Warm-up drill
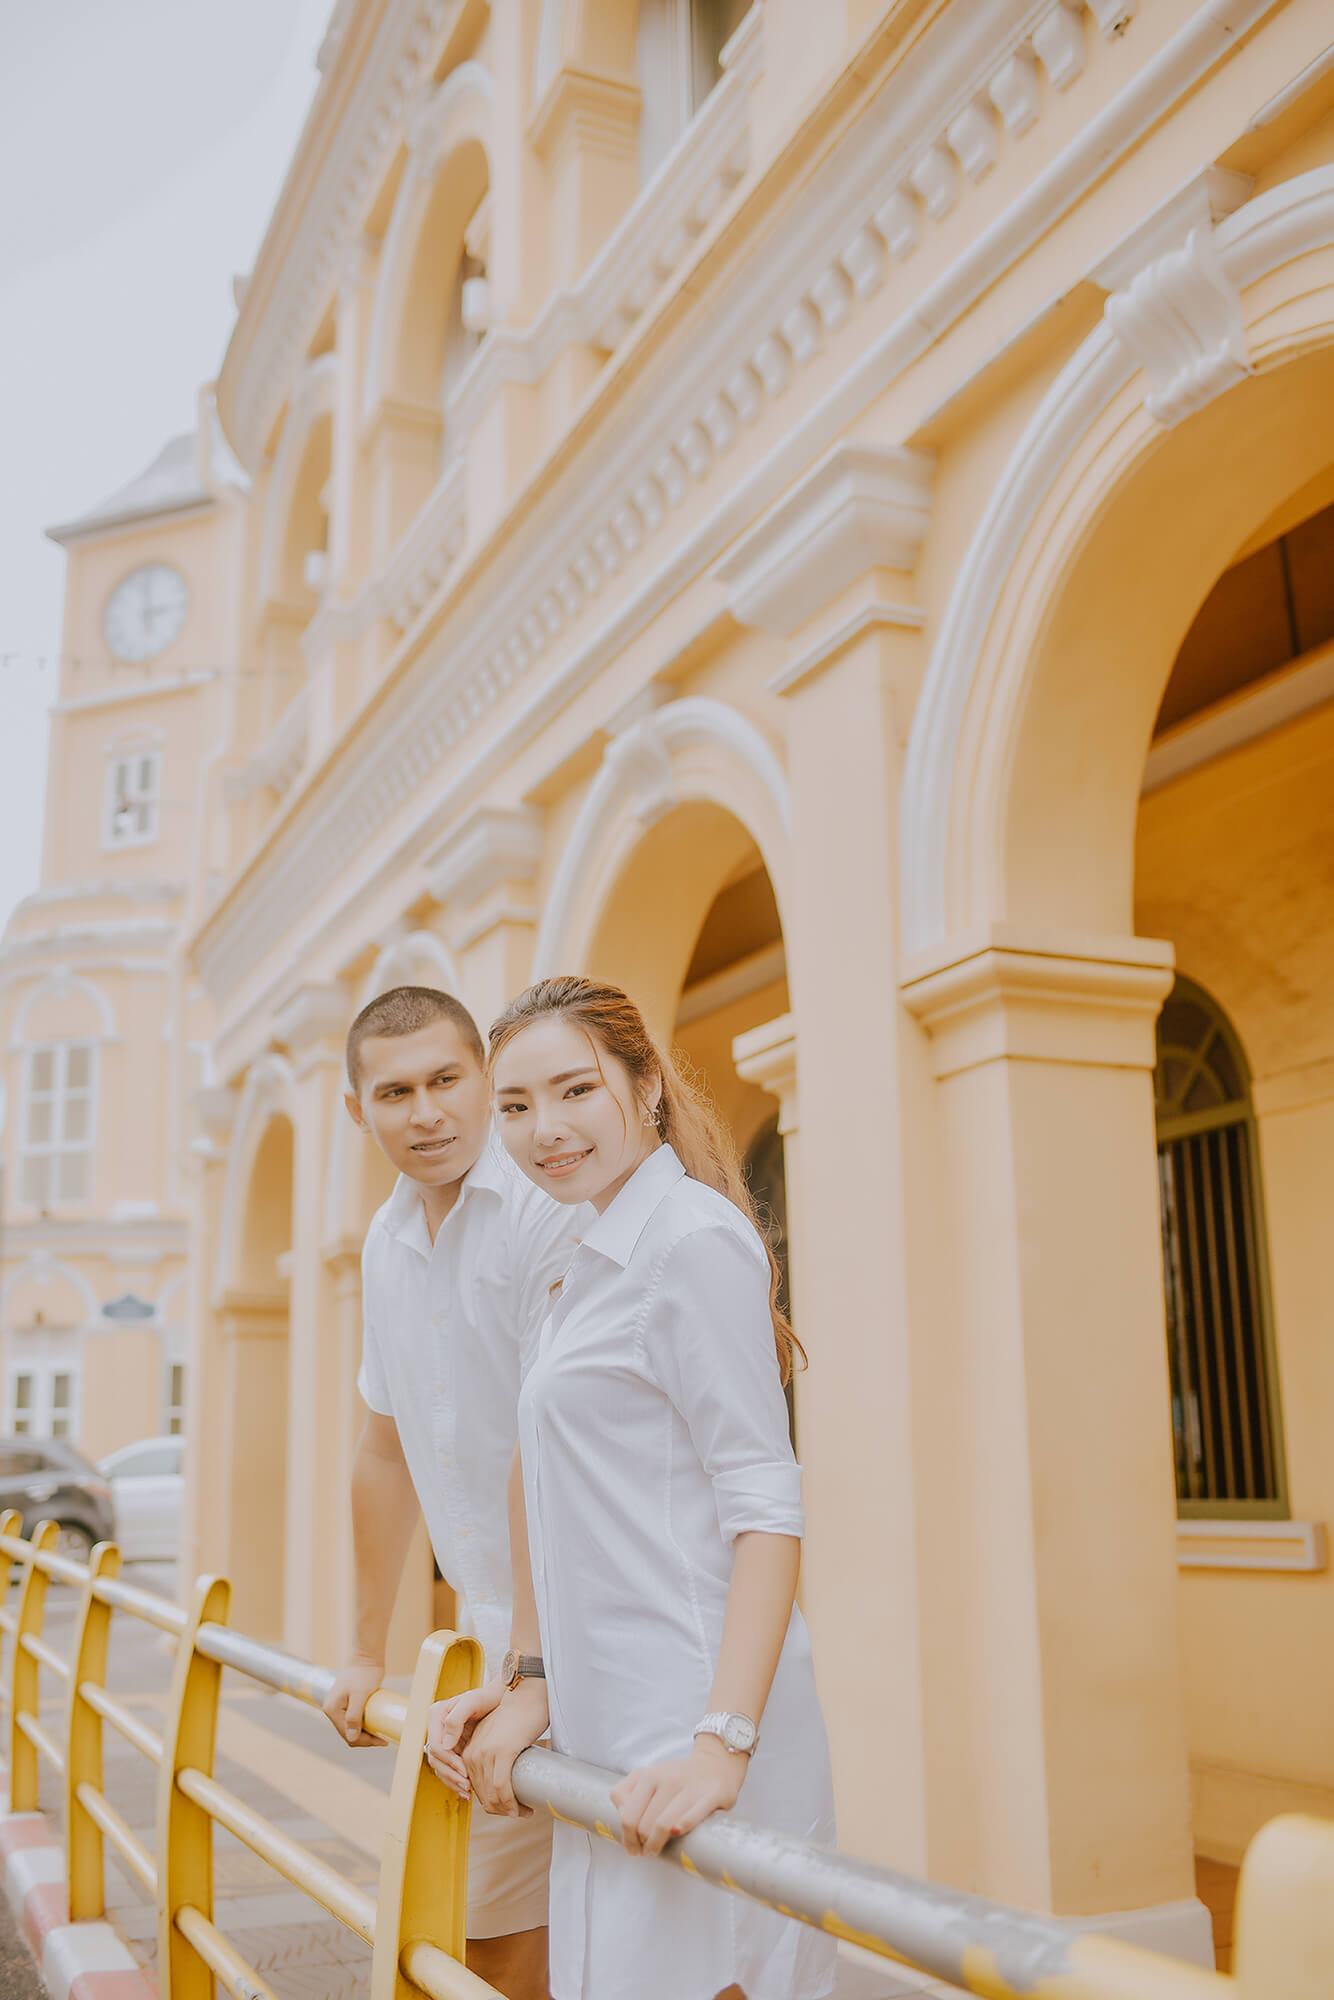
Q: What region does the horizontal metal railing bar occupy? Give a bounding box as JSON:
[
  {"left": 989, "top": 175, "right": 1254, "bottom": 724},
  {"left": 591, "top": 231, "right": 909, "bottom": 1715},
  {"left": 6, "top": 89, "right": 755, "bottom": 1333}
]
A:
[
  {"left": 400, "top": 1937, "right": 517, "bottom": 1999},
  {"left": 175, "top": 1903, "right": 280, "bottom": 2000},
  {"left": 91, "top": 1573, "right": 188, "bottom": 1636},
  {"left": 20, "top": 1630, "right": 71, "bottom": 1681},
  {"left": 79, "top": 1682, "right": 164, "bottom": 1765},
  {"left": 0, "top": 1535, "right": 88, "bottom": 1589},
  {"left": 16, "top": 1709, "right": 65, "bottom": 1775},
  {"left": 175, "top": 1766, "right": 377, "bottom": 1944},
  {"left": 510, "top": 1750, "right": 1231, "bottom": 2000},
  {"left": 75, "top": 1781, "right": 157, "bottom": 1894},
  {"left": 191, "top": 1623, "right": 407, "bottom": 1740}
]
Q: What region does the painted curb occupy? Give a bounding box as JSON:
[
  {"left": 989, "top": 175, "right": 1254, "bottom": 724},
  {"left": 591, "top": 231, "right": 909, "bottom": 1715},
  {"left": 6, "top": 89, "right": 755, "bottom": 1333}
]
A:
[{"left": 0, "top": 1784, "right": 154, "bottom": 2000}]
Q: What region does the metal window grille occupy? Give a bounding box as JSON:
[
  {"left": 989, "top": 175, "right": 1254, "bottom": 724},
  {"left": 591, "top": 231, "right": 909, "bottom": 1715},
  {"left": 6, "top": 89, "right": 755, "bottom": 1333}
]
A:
[{"left": 1155, "top": 978, "right": 1286, "bottom": 1514}]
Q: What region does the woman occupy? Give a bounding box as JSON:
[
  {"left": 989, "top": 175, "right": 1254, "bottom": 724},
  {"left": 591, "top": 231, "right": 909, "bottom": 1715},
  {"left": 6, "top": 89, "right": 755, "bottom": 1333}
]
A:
[{"left": 429, "top": 977, "right": 835, "bottom": 2000}]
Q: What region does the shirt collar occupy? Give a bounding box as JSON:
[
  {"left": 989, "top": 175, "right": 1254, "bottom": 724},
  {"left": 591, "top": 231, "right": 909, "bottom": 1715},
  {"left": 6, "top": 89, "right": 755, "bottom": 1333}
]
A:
[
  {"left": 579, "top": 1144, "right": 686, "bottom": 1269},
  {"left": 384, "top": 1125, "right": 510, "bottom": 1251}
]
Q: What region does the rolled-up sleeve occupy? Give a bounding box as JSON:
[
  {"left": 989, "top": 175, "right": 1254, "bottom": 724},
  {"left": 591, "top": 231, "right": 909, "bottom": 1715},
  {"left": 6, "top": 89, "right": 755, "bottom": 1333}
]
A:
[{"left": 648, "top": 1222, "right": 804, "bottom": 1542}]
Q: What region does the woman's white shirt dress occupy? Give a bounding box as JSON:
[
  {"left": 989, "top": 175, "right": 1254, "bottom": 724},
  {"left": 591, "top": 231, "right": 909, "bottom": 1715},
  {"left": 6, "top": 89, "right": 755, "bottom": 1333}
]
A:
[{"left": 518, "top": 1143, "right": 836, "bottom": 2000}]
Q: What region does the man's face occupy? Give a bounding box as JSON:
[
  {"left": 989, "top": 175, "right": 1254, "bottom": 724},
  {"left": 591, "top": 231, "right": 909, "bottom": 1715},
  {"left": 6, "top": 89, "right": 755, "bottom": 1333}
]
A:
[{"left": 345, "top": 1020, "right": 490, "bottom": 1189}]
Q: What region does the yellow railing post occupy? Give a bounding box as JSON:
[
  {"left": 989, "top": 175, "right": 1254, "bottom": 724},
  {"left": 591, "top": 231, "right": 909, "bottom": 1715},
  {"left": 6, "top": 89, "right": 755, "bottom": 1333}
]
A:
[
  {"left": 9, "top": 1518, "right": 59, "bottom": 1812},
  {"left": 0, "top": 1507, "right": 24, "bottom": 1596},
  {"left": 155, "top": 1573, "right": 230, "bottom": 2000},
  {"left": 1234, "top": 1812, "right": 1334, "bottom": 2000},
  {"left": 369, "top": 1628, "right": 483, "bottom": 2000},
  {"left": 65, "top": 1540, "right": 122, "bottom": 1920}
]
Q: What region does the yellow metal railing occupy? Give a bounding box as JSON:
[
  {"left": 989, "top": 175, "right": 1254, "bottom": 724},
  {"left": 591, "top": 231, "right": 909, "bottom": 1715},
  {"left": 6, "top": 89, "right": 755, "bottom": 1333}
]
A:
[
  {"left": 1, "top": 1510, "right": 1332, "bottom": 2000},
  {"left": 0, "top": 1511, "right": 493, "bottom": 2000}
]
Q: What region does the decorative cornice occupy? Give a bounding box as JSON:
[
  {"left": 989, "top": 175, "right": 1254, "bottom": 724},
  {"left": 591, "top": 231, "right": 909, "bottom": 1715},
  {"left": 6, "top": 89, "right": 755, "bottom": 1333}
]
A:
[
  {"left": 425, "top": 805, "right": 542, "bottom": 907},
  {"left": 900, "top": 149, "right": 1332, "bottom": 958},
  {"left": 273, "top": 981, "right": 349, "bottom": 1053},
  {"left": 196, "top": 0, "right": 1182, "bottom": 1007},
  {"left": 715, "top": 444, "right": 934, "bottom": 637},
  {"left": 732, "top": 1011, "right": 798, "bottom": 1131},
  {"left": 1096, "top": 168, "right": 1254, "bottom": 426},
  {"left": 768, "top": 600, "right": 927, "bottom": 698},
  {"left": 528, "top": 67, "right": 641, "bottom": 163},
  {"left": 380, "top": 457, "right": 467, "bottom": 631},
  {"left": 901, "top": 930, "right": 1174, "bottom": 1077},
  {"left": 224, "top": 0, "right": 467, "bottom": 468}
]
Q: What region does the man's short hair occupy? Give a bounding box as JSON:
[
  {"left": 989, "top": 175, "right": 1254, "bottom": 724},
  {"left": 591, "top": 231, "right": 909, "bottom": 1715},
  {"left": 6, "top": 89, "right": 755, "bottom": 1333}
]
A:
[{"left": 345, "top": 985, "right": 484, "bottom": 1092}]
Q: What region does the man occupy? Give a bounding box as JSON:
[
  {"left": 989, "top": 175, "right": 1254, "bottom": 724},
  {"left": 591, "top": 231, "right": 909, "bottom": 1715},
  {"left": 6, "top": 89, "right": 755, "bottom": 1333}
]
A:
[{"left": 324, "top": 984, "right": 582, "bottom": 2000}]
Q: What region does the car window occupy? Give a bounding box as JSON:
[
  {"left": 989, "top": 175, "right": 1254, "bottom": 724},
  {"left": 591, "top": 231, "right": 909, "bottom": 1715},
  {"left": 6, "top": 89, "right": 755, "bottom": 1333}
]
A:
[
  {"left": 0, "top": 1450, "right": 45, "bottom": 1478},
  {"left": 111, "top": 1445, "right": 180, "bottom": 1478}
]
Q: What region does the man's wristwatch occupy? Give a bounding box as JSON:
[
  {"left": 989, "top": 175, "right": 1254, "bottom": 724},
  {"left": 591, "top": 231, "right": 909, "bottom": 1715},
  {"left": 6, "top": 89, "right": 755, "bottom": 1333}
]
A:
[
  {"left": 502, "top": 1650, "right": 545, "bottom": 1692},
  {"left": 693, "top": 1710, "right": 759, "bottom": 1756}
]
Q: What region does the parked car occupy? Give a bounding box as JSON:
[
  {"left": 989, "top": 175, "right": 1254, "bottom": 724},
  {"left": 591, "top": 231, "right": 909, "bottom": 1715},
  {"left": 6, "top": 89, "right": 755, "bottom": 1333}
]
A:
[
  {"left": 97, "top": 1435, "right": 183, "bottom": 1562},
  {"left": 0, "top": 1438, "right": 117, "bottom": 1563}
]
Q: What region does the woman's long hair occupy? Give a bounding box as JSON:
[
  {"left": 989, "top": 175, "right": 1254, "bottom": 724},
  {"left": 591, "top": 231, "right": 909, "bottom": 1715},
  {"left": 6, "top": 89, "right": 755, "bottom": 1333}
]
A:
[{"left": 489, "top": 976, "right": 805, "bottom": 1385}]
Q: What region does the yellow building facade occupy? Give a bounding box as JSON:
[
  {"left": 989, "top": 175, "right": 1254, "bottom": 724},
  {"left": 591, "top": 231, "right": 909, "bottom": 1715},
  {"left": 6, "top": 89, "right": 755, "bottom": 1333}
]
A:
[{"left": 13, "top": 0, "right": 1334, "bottom": 1963}]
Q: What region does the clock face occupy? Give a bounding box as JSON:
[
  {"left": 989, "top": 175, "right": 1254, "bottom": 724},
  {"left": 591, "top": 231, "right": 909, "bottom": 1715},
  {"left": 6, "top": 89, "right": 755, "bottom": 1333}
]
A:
[{"left": 102, "top": 564, "right": 189, "bottom": 663}]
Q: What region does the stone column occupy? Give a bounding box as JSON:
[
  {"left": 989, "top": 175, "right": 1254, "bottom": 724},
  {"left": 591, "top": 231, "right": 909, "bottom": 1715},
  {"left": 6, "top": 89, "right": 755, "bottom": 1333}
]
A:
[
  {"left": 216, "top": 1289, "right": 290, "bottom": 1641},
  {"left": 732, "top": 1012, "right": 802, "bottom": 1317},
  {"left": 717, "top": 443, "right": 934, "bottom": 1873},
  {"left": 181, "top": 1083, "right": 236, "bottom": 1586},
  {"left": 901, "top": 933, "right": 1205, "bottom": 1941},
  {"left": 275, "top": 982, "right": 351, "bottom": 1662},
  {"left": 426, "top": 806, "right": 543, "bottom": 1036}
]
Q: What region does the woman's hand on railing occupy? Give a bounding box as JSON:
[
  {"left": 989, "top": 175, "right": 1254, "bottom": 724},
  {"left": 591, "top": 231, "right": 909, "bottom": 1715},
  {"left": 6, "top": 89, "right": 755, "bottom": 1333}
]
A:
[
  {"left": 323, "top": 1654, "right": 389, "bottom": 1746},
  {"left": 425, "top": 1675, "right": 504, "bottom": 1797},
  {"left": 610, "top": 1735, "right": 748, "bottom": 1859},
  {"left": 428, "top": 1677, "right": 549, "bottom": 1817}
]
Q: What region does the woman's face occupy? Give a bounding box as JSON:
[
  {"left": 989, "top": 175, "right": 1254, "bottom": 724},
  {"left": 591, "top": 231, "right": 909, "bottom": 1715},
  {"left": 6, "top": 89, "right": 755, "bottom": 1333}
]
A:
[{"left": 493, "top": 1013, "right": 660, "bottom": 1214}]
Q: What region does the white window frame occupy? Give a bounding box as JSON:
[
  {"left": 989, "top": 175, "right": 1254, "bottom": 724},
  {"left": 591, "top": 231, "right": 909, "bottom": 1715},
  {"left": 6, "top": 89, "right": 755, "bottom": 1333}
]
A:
[
  {"left": 20, "top": 1042, "right": 97, "bottom": 1207},
  {"left": 6, "top": 1361, "right": 80, "bottom": 1442},
  {"left": 103, "top": 747, "right": 161, "bottom": 848}
]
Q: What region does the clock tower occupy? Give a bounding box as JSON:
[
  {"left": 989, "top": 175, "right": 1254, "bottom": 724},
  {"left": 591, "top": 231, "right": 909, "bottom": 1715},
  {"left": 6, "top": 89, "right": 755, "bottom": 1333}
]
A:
[{"left": 0, "top": 400, "right": 244, "bottom": 1478}]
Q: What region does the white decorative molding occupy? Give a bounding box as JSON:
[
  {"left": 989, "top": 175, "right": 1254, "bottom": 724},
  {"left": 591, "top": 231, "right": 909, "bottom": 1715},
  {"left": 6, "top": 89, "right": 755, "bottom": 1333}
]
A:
[
  {"left": 532, "top": 698, "right": 791, "bottom": 978},
  {"left": 257, "top": 354, "right": 338, "bottom": 608},
  {"left": 732, "top": 1009, "right": 798, "bottom": 1131},
  {"left": 9, "top": 968, "right": 117, "bottom": 1047},
  {"left": 302, "top": 578, "right": 386, "bottom": 666},
  {"left": 901, "top": 931, "right": 1175, "bottom": 1078},
  {"left": 425, "top": 806, "right": 543, "bottom": 908},
  {"left": 361, "top": 60, "right": 495, "bottom": 425},
  {"left": 225, "top": 687, "right": 311, "bottom": 805},
  {"left": 899, "top": 153, "right": 1334, "bottom": 958},
  {"left": 380, "top": 457, "right": 467, "bottom": 631},
  {"left": 200, "top": 0, "right": 1287, "bottom": 1010},
  {"left": 1177, "top": 1519, "right": 1327, "bottom": 1572},
  {"left": 225, "top": 0, "right": 467, "bottom": 469},
  {"left": 715, "top": 444, "right": 934, "bottom": 637},
  {"left": 768, "top": 601, "right": 928, "bottom": 699},
  {"left": 273, "top": 981, "right": 348, "bottom": 1053},
  {"left": 213, "top": 1051, "right": 298, "bottom": 1298},
  {"left": 1095, "top": 169, "right": 1254, "bottom": 427},
  {"left": 358, "top": 928, "right": 462, "bottom": 1006}
]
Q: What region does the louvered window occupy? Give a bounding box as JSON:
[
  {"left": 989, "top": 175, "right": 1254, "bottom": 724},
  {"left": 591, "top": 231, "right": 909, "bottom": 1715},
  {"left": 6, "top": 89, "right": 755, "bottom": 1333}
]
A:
[{"left": 1155, "top": 979, "right": 1287, "bottom": 1517}]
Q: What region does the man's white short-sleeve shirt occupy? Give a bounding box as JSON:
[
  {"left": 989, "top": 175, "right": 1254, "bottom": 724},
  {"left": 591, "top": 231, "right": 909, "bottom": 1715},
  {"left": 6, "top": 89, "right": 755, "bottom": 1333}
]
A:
[{"left": 358, "top": 1127, "right": 585, "bottom": 1674}]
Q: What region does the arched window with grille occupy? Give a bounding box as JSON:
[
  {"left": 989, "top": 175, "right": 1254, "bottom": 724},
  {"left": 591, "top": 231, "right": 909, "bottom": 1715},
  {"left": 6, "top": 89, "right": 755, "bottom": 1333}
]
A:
[{"left": 1155, "top": 978, "right": 1287, "bottom": 1517}]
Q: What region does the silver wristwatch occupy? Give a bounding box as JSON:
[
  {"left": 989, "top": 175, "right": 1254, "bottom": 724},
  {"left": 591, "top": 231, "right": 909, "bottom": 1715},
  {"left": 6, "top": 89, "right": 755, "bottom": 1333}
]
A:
[{"left": 694, "top": 1710, "right": 759, "bottom": 1755}]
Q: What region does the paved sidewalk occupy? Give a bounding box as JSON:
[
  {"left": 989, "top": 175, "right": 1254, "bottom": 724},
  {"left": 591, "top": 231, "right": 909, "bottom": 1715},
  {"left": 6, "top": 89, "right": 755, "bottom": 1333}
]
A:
[{"left": 30, "top": 1568, "right": 927, "bottom": 2000}]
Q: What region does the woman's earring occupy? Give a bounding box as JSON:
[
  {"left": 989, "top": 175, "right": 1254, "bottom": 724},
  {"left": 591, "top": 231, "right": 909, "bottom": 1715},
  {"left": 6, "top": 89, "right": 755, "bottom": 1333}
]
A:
[{"left": 642, "top": 1107, "right": 659, "bottom": 1128}]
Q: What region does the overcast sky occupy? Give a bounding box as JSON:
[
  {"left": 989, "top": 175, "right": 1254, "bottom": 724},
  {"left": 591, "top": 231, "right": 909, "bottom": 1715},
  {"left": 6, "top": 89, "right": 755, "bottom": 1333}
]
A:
[{"left": 0, "top": 0, "right": 333, "bottom": 935}]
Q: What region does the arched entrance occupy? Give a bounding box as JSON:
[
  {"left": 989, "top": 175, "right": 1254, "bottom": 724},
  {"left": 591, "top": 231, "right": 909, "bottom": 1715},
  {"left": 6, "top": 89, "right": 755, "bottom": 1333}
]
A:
[{"left": 897, "top": 172, "right": 1334, "bottom": 1931}]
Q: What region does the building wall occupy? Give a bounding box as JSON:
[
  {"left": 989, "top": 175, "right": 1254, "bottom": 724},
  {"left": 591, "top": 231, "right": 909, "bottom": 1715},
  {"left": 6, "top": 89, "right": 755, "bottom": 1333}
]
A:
[
  {"left": 9, "top": 0, "right": 1329, "bottom": 1942},
  {"left": 1137, "top": 694, "right": 1334, "bottom": 1858}
]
